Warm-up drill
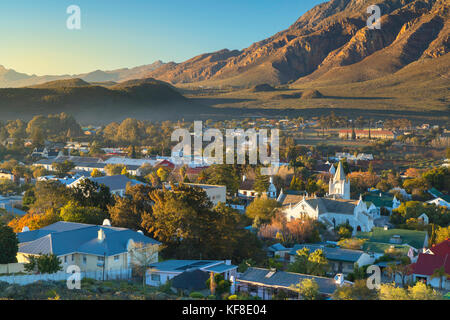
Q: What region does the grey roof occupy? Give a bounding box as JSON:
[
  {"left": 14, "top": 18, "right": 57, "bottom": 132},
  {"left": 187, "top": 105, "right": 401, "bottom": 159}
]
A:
[
  {"left": 90, "top": 175, "right": 145, "bottom": 191},
  {"left": 204, "top": 263, "right": 237, "bottom": 273},
  {"left": 17, "top": 221, "right": 160, "bottom": 257},
  {"left": 303, "top": 198, "right": 356, "bottom": 215},
  {"left": 171, "top": 269, "right": 209, "bottom": 291},
  {"left": 289, "top": 244, "right": 364, "bottom": 263},
  {"left": 149, "top": 260, "right": 236, "bottom": 273},
  {"left": 268, "top": 243, "right": 288, "bottom": 252},
  {"left": 238, "top": 267, "right": 338, "bottom": 295},
  {"left": 334, "top": 161, "right": 346, "bottom": 181}
]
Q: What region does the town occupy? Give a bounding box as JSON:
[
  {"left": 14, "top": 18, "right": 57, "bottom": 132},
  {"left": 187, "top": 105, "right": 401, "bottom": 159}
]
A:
[{"left": 0, "top": 112, "right": 448, "bottom": 300}]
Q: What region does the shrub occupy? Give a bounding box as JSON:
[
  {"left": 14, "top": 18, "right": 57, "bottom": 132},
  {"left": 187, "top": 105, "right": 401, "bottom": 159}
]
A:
[
  {"left": 189, "top": 292, "right": 204, "bottom": 299},
  {"left": 228, "top": 294, "right": 238, "bottom": 300}
]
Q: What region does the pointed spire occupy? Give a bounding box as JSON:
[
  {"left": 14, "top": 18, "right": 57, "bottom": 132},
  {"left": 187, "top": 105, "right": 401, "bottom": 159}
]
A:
[{"left": 334, "top": 161, "right": 346, "bottom": 181}]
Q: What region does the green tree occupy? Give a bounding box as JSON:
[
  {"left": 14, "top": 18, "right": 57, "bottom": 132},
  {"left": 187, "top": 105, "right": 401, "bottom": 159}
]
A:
[
  {"left": 292, "top": 278, "right": 320, "bottom": 300},
  {"left": 0, "top": 223, "right": 18, "bottom": 263},
  {"left": 52, "top": 160, "right": 75, "bottom": 177},
  {"left": 60, "top": 201, "right": 109, "bottom": 225},
  {"left": 332, "top": 279, "right": 378, "bottom": 300},
  {"left": 245, "top": 197, "right": 280, "bottom": 223},
  {"left": 24, "top": 254, "right": 63, "bottom": 274}
]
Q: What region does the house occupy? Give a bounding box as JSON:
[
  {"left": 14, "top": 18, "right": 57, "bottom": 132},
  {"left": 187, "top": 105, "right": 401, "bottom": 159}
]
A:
[
  {"left": 277, "top": 189, "right": 307, "bottom": 206},
  {"left": 356, "top": 227, "right": 428, "bottom": 259},
  {"left": 236, "top": 267, "right": 344, "bottom": 299},
  {"left": 283, "top": 195, "right": 375, "bottom": 234},
  {"left": 146, "top": 260, "right": 237, "bottom": 287},
  {"left": 364, "top": 191, "right": 401, "bottom": 214},
  {"left": 238, "top": 175, "right": 277, "bottom": 199},
  {"left": 16, "top": 221, "right": 160, "bottom": 274},
  {"left": 31, "top": 147, "right": 63, "bottom": 159},
  {"left": 289, "top": 244, "right": 374, "bottom": 274},
  {"left": 69, "top": 175, "right": 146, "bottom": 197},
  {"left": 338, "top": 129, "right": 395, "bottom": 140},
  {"left": 0, "top": 169, "right": 15, "bottom": 182},
  {"left": 427, "top": 196, "right": 450, "bottom": 209},
  {"left": 267, "top": 243, "right": 290, "bottom": 260},
  {"left": 183, "top": 183, "right": 226, "bottom": 206},
  {"left": 407, "top": 239, "right": 450, "bottom": 290}
]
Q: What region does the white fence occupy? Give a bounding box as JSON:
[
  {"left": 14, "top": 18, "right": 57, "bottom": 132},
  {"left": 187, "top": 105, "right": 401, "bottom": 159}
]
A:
[{"left": 0, "top": 268, "right": 132, "bottom": 286}]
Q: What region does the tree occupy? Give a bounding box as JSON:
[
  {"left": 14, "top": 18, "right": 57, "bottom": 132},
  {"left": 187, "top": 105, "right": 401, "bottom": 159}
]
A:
[
  {"left": 52, "top": 160, "right": 75, "bottom": 177},
  {"left": 253, "top": 170, "right": 270, "bottom": 194},
  {"left": 108, "top": 184, "right": 154, "bottom": 231},
  {"left": 332, "top": 279, "right": 378, "bottom": 300},
  {"left": 378, "top": 283, "right": 410, "bottom": 300},
  {"left": 70, "top": 178, "right": 113, "bottom": 211},
  {"left": 0, "top": 223, "right": 18, "bottom": 263},
  {"left": 245, "top": 197, "right": 280, "bottom": 223},
  {"left": 430, "top": 266, "right": 449, "bottom": 291},
  {"left": 105, "top": 164, "right": 126, "bottom": 176},
  {"left": 292, "top": 278, "right": 320, "bottom": 300},
  {"left": 407, "top": 281, "right": 442, "bottom": 300},
  {"left": 60, "top": 201, "right": 109, "bottom": 225},
  {"left": 91, "top": 168, "right": 104, "bottom": 177},
  {"left": 24, "top": 254, "right": 63, "bottom": 274},
  {"left": 206, "top": 165, "right": 240, "bottom": 195},
  {"left": 206, "top": 273, "right": 230, "bottom": 296},
  {"left": 130, "top": 242, "right": 160, "bottom": 289},
  {"left": 8, "top": 209, "right": 61, "bottom": 233},
  {"left": 31, "top": 181, "right": 70, "bottom": 213},
  {"left": 156, "top": 167, "right": 169, "bottom": 182},
  {"left": 385, "top": 256, "right": 412, "bottom": 287},
  {"left": 435, "top": 226, "right": 450, "bottom": 244},
  {"left": 288, "top": 248, "right": 329, "bottom": 276}
]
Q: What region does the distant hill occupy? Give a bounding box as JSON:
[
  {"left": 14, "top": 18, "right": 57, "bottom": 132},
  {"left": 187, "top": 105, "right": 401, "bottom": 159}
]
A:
[
  {"left": 0, "top": 78, "right": 207, "bottom": 123},
  {"left": 0, "top": 61, "right": 166, "bottom": 88}
]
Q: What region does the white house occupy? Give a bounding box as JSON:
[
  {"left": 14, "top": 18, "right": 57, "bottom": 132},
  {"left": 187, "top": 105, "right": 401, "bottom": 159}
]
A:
[
  {"left": 284, "top": 195, "right": 374, "bottom": 234},
  {"left": 146, "top": 260, "right": 237, "bottom": 286}
]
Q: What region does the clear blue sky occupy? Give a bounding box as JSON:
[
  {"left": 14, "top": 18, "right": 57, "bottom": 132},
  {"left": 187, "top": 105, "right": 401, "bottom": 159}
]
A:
[{"left": 0, "top": 0, "right": 325, "bottom": 75}]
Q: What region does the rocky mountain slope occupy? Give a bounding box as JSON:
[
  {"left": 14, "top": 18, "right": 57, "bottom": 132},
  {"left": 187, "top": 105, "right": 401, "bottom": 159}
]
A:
[{"left": 142, "top": 0, "right": 448, "bottom": 87}]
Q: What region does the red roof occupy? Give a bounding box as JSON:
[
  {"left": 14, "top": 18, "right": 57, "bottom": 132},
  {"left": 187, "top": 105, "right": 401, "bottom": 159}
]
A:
[
  {"left": 430, "top": 239, "right": 450, "bottom": 257},
  {"left": 338, "top": 129, "right": 394, "bottom": 135},
  {"left": 155, "top": 159, "right": 175, "bottom": 170},
  {"left": 412, "top": 253, "right": 450, "bottom": 276}
]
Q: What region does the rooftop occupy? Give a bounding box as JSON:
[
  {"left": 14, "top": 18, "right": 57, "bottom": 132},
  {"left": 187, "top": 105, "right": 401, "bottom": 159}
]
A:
[
  {"left": 17, "top": 221, "right": 159, "bottom": 257},
  {"left": 238, "top": 267, "right": 339, "bottom": 295}
]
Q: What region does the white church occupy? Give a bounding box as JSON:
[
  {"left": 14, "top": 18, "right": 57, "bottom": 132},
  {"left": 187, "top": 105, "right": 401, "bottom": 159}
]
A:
[{"left": 282, "top": 162, "right": 375, "bottom": 234}]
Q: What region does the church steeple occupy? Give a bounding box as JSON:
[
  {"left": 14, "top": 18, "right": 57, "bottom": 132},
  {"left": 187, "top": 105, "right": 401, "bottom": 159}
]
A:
[{"left": 334, "top": 161, "right": 346, "bottom": 181}]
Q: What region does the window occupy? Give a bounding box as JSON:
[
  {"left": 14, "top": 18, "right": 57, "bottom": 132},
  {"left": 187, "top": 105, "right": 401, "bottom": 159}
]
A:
[
  {"left": 64, "top": 256, "right": 67, "bottom": 263},
  {"left": 151, "top": 274, "right": 161, "bottom": 282},
  {"left": 98, "top": 256, "right": 105, "bottom": 262},
  {"left": 71, "top": 254, "right": 75, "bottom": 261},
  {"left": 114, "top": 255, "right": 120, "bottom": 261},
  {"left": 83, "top": 255, "right": 87, "bottom": 264}
]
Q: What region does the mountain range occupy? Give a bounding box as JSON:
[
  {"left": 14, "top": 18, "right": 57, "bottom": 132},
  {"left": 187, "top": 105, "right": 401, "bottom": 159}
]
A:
[{"left": 0, "top": 0, "right": 448, "bottom": 122}]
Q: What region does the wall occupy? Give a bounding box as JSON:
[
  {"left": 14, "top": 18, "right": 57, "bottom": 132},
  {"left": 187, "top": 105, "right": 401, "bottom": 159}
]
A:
[{"left": 0, "top": 263, "right": 25, "bottom": 274}]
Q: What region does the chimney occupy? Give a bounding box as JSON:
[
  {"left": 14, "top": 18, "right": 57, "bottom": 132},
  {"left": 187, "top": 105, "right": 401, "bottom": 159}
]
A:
[
  {"left": 21, "top": 226, "right": 30, "bottom": 232},
  {"left": 242, "top": 175, "right": 246, "bottom": 182},
  {"left": 225, "top": 260, "right": 231, "bottom": 265},
  {"left": 98, "top": 229, "right": 106, "bottom": 242},
  {"left": 102, "top": 219, "right": 111, "bottom": 226}
]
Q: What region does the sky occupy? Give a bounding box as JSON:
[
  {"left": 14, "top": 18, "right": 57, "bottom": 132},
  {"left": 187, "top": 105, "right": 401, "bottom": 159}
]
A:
[{"left": 0, "top": 0, "right": 325, "bottom": 76}]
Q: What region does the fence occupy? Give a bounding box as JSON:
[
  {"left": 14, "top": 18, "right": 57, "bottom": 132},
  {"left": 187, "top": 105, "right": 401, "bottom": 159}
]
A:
[
  {"left": 0, "top": 268, "right": 132, "bottom": 285},
  {"left": 0, "top": 263, "right": 25, "bottom": 275}
]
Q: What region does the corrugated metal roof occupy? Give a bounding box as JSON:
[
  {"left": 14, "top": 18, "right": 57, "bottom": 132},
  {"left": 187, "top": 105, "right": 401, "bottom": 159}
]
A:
[
  {"left": 17, "top": 221, "right": 159, "bottom": 257},
  {"left": 238, "top": 267, "right": 338, "bottom": 295}
]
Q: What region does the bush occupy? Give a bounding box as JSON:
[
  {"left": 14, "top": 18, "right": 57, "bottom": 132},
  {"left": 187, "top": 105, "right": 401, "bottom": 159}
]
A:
[
  {"left": 228, "top": 294, "right": 238, "bottom": 300},
  {"left": 189, "top": 292, "right": 204, "bottom": 299}
]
